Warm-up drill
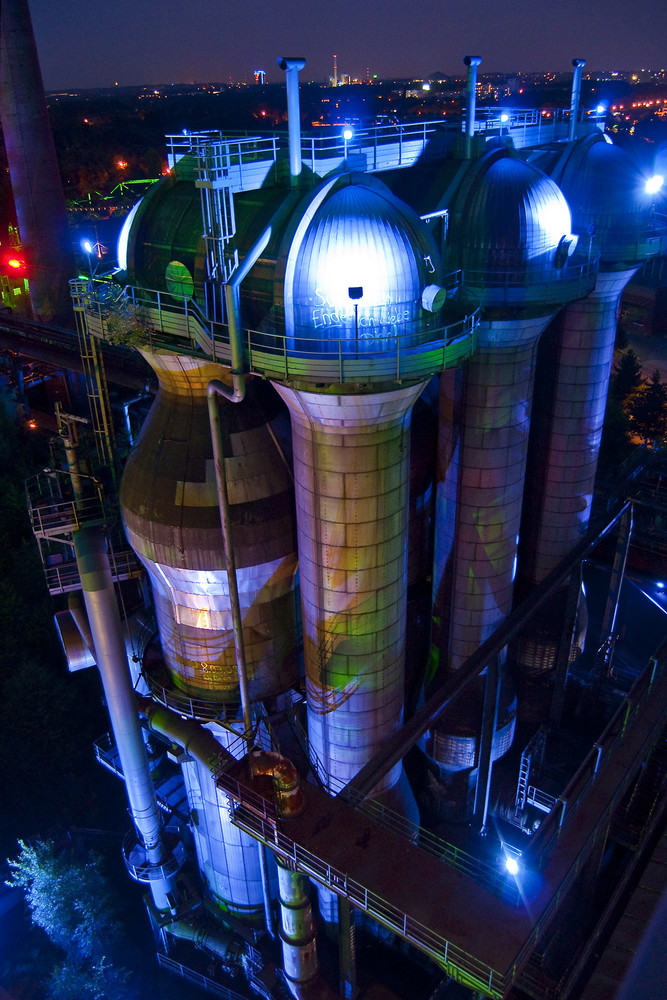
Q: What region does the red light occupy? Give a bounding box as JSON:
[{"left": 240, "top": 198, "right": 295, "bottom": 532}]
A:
[{"left": 1, "top": 252, "right": 26, "bottom": 276}]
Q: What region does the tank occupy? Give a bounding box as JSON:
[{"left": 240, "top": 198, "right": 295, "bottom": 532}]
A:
[
  {"left": 270, "top": 174, "right": 440, "bottom": 809},
  {"left": 120, "top": 353, "right": 298, "bottom": 706}
]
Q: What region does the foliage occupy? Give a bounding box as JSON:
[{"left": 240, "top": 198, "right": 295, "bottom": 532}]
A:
[
  {"left": 611, "top": 349, "right": 642, "bottom": 402},
  {"left": 6, "top": 839, "right": 133, "bottom": 999},
  {"left": 7, "top": 839, "right": 122, "bottom": 961},
  {"left": 48, "top": 957, "right": 130, "bottom": 1000},
  {"left": 627, "top": 369, "right": 667, "bottom": 443},
  {"left": 102, "top": 301, "right": 154, "bottom": 348},
  {"left": 599, "top": 393, "right": 633, "bottom": 469}
]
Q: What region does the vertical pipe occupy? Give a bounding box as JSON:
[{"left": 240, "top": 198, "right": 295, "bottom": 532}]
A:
[
  {"left": 569, "top": 59, "right": 587, "bottom": 142},
  {"left": 338, "top": 898, "right": 357, "bottom": 1000},
  {"left": 473, "top": 654, "right": 500, "bottom": 832},
  {"left": 258, "top": 842, "right": 276, "bottom": 938},
  {"left": 73, "top": 525, "right": 175, "bottom": 909},
  {"left": 207, "top": 386, "right": 253, "bottom": 746},
  {"left": 463, "top": 56, "right": 482, "bottom": 159},
  {"left": 276, "top": 860, "right": 319, "bottom": 990},
  {"left": 278, "top": 58, "right": 306, "bottom": 184}
]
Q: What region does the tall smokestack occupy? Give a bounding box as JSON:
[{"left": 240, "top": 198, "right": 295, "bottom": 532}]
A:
[
  {"left": 0, "top": 0, "right": 75, "bottom": 323},
  {"left": 277, "top": 57, "right": 306, "bottom": 186}
]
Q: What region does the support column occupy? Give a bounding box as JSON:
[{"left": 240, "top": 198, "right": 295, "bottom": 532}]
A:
[
  {"left": 434, "top": 315, "right": 552, "bottom": 671},
  {"left": 276, "top": 860, "right": 319, "bottom": 992},
  {"left": 273, "top": 383, "right": 424, "bottom": 804},
  {"left": 520, "top": 269, "right": 637, "bottom": 587}
]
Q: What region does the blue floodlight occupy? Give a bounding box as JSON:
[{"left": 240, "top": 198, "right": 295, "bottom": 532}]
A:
[
  {"left": 82, "top": 239, "right": 94, "bottom": 255},
  {"left": 645, "top": 174, "right": 664, "bottom": 195},
  {"left": 505, "top": 856, "right": 519, "bottom": 876},
  {"left": 500, "top": 113, "right": 509, "bottom": 123},
  {"left": 342, "top": 126, "right": 354, "bottom": 142},
  {"left": 596, "top": 103, "right": 606, "bottom": 114}
]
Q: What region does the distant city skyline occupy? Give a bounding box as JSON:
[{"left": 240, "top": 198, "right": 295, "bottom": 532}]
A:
[{"left": 28, "top": 0, "right": 666, "bottom": 91}]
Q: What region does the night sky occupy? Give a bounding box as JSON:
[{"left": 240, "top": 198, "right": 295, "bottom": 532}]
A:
[{"left": 28, "top": 0, "right": 667, "bottom": 90}]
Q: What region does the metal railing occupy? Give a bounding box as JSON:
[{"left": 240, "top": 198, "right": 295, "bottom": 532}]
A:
[
  {"left": 224, "top": 800, "right": 506, "bottom": 998},
  {"left": 122, "top": 828, "right": 187, "bottom": 883},
  {"left": 458, "top": 254, "right": 599, "bottom": 308},
  {"left": 44, "top": 548, "right": 142, "bottom": 594},
  {"left": 164, "top": 110, "right": 598, "bottom": 190},
  {"left": 157, "top": 953, "right": 248, "bottom": 1000},
  {"left": 73, "top": 279, "right": 480, "bottom": 386},
  {"left": 143, "top": 660, "right": 241, "bottom": 723},
  {"left": 525, "top": 653, "right": 665, "bottom": 867}
]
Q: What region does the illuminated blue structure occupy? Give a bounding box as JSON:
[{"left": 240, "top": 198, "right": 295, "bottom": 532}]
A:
[{"left": 18, "top": 46, "right": 667, "bottom": 1000}]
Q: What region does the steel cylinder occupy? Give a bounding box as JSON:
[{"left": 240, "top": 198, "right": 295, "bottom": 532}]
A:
[
  {"left": 120, "top": 353, "right": 298, "bottom": 703},
  {"left": 276, "top": 860, "right": 319, "bottom": 986},
  {"left": 273, "top": 382, "right": 424, "bottom": 795}
]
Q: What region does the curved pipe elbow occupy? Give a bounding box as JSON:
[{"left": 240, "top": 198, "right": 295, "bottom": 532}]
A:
[{"left": 251, "top": 750, "right": 305, "bottom": 817}]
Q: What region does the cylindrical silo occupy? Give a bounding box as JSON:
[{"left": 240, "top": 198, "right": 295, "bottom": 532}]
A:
[
  {"left": 270, "top": 174, "right": 446, "bottom": 813},
  {"left": 426, "top": 149, "right": 596, "bottom": 816},
  {"left": 516, "top": 133, "right": 663, "bottom": 674}
]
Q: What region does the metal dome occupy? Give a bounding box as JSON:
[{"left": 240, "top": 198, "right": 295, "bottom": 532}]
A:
[
  {"left": 457, "top": 153, "right": 572, "bottom": 275},
  {"left": 285, "top": 176, "right": 439, "bottom": 350},
  {"left": 554, "top": 135, "right": 655, "bottom": 265}
]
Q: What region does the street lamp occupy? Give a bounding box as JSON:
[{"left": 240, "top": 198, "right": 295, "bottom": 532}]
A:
[{"left": 348, "top": 285, "right": 363, "bottom": 359}]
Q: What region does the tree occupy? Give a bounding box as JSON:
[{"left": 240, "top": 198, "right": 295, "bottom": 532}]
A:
[
  {"left": 6, "top": 839, "right": 132, "bottom": 999},
  {"left": 627, "top": 369, "right": 667, "bottom": 443},
  {"left": 611, "top": 349, "right": 642, "bottom": 402}
]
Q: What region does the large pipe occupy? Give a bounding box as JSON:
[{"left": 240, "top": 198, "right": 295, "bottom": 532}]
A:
[
  {"left": 569, "top": 59, "right": 586, "bottom": 141},
  {"left": 139, "top": 698, "right": 235, "bottom": 774},
  {"left": 277, "top": 58, "right": 306, "bottom": 184},
  {"left": 166, "top": 919, "right": 241, "bottom": 964},
  {"left": 276, "top": 860, "right": 320, "bottom": 995},
  {"left": 463, "top": 56, "right": 482, "bottom": 158},
  {"left": 73, "top": 525, "right": 175, "bottom": 909}
]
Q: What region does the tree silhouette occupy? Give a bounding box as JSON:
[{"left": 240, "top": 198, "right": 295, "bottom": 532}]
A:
[
  {"left": 6, "top": 838, "right": 132, "bottom": 999},
  {"left": 611, "top": 349, "right": 642, "bottom": 402},
  {"left": 627, "top": 369, "right": 667, "bottom": 443}
]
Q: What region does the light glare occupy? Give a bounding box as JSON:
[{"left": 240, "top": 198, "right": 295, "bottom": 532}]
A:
[{"left": 645, "top": 174, "right": 664, "bottom": 194}]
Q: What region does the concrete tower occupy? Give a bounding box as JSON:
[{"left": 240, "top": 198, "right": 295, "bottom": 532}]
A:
[{"left": 0, "top": 0, "right": 74, "bottom": 322}]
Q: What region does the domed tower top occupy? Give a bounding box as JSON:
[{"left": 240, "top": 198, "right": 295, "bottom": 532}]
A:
[
  {"left": 549, "top": 134, "right": 662, "bottom": 268},
  {"left": 446, "top": 149, "right": 593, "bottom": 311},
  {"left": 278, "top": 173, "right": 442, "bottom": 350}
]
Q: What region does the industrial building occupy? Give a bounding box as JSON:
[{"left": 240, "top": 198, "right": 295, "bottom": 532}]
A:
[{"left": 3, "top": 3, "right": 667, "bottom": 995}]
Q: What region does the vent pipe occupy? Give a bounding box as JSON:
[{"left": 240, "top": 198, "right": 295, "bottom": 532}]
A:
[
  {"left": 569, "top": 59, "right": 586, "bottom": 141},
  {"left": 463, "top": 56, "right": 482, "bottom": 158},
  {"left": 277, "top": 57, "right": 306, "bottom": 184}
]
